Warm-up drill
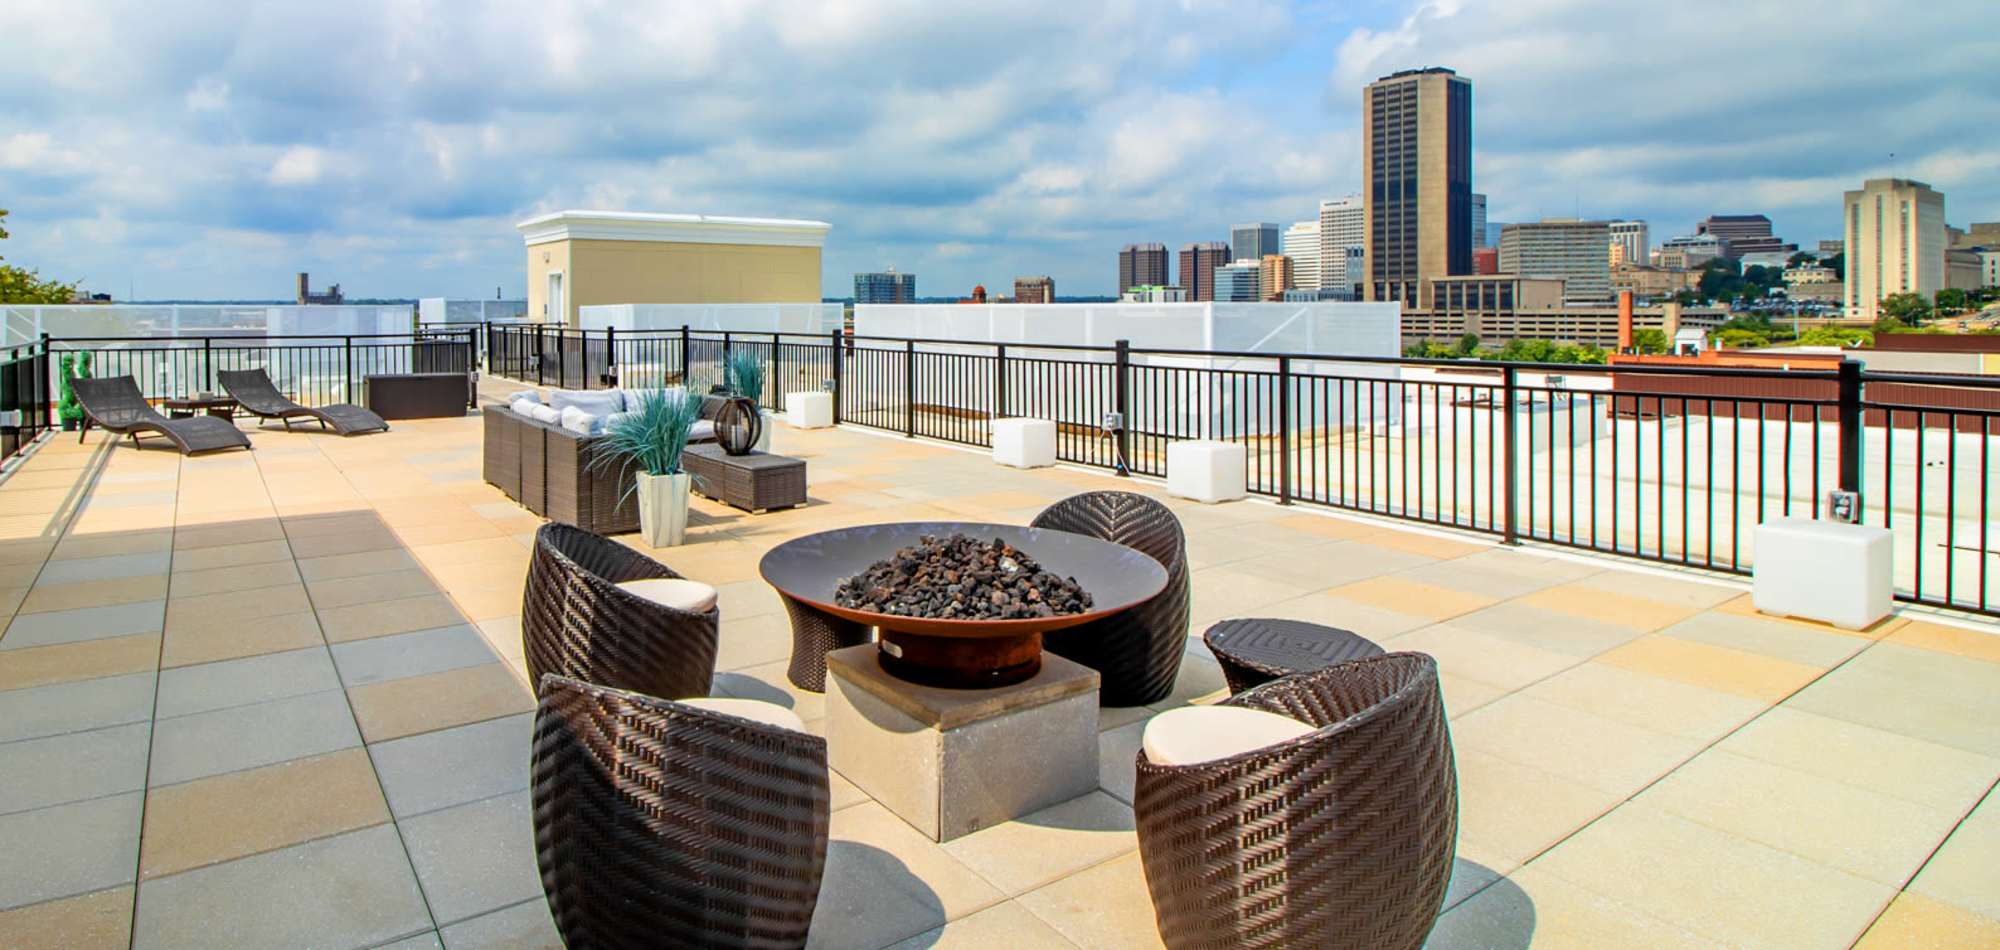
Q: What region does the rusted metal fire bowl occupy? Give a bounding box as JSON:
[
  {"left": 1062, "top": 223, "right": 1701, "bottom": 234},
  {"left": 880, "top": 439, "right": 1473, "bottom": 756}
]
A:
[{"left": 759, "top": 522, "right": 1168, "bottom": 689}]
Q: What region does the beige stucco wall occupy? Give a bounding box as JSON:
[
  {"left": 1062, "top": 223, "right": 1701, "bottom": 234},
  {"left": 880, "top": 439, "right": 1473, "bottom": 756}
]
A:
[{"left": 524, "top": 239, "right": 822, "bottom": 327}]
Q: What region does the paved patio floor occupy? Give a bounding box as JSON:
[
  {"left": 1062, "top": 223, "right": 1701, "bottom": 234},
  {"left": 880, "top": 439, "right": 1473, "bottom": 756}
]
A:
[{"left": 1, "top": 397, "right": 1997, "bottom": 948}]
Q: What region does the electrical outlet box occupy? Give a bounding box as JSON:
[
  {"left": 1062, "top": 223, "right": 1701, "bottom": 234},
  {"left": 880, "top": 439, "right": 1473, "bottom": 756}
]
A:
[
  {"left": 1826, "top": 490, "right": 1862, "bottom": 524},
  {"left": 0, "top": 409, "right": 22, "bottom": 427},
  {"left": 1101, "top": 412, "right": 1124, "bottom": 432}
]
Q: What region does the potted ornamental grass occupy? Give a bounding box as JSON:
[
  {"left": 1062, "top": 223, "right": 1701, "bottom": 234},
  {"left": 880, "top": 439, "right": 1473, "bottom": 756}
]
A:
[
  {"left": 596, "top": 387, "right": 703, "bottom": 547},
  {"left": 724, "top": 348, "right": 771, "bottom": 453},
  {"left": 57, "top": 351, "right": 92, "bottom": 431}
]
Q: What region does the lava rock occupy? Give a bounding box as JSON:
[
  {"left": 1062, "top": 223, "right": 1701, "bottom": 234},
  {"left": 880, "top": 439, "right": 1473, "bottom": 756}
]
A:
[{"left": 834, "top": 534, "right": 1094, "bottom": 620}]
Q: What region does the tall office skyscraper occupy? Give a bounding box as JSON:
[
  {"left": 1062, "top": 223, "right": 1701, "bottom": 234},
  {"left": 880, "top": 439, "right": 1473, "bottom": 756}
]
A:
[
  {"left": 1282, "top": 221, "right": 1322, "bottom": 290},
  {"left": 1258, "top": 255, "right": 1294, "bottom": 300},
  {"left": 1470, "top": 194, "right": 1488, "bottom": 249},
  {"left": 1215, "top": 261, "right": 1263, "bottom": 302},
  {"left": 1118, "top": 243, "right": 1169, "bottom": 294},
  {"left": 854, "top": 269, "right": 915, "bottom": 303},
  {"left": 1231, "top": 223, "right": 1280, "bottom": 264},
  {"left": 1843, "top": 178, "right": 1946, "bottom": 321},
  {"left": 1362, "top": 67, "right": 1473, "bottom": 307},
  {"left": 1318, "top": 196, "right": 1365, "bottom": 295},
  {"left": 1609, "top": 221, "right": 1649, "bottom": 270},
  {"left": 1178, "top": 241, "right": 1231, "bottom": 302}
]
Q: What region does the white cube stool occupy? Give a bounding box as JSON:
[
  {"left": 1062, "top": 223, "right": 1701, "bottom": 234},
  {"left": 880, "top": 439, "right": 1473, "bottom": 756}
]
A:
[
  {"left": 1167, "top": 440, "right": 1246, "bottom": 503},
  {"left": 1753, "top": 517, "right": 1893, "bottom": 629},
  {"left": 991, "top": 418, "right": 1057, "bottom": 468},
  {"left": 786, "top": 391, "right": 833, "bottom": 429}
]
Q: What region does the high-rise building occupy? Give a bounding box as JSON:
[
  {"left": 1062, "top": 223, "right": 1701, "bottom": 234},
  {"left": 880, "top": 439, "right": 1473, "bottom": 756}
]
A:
[
  {"left": 1362, "top": 67, "right": 1474, "bottom": 307},
  {"left": 1013, "top": 275, "right": 1055, "bottom": 304},
  {"left": 1471, "top": 194, "right": 1489, "bottom": 248},
  {"left": 854, "top": 269, "right": 916, "bottom": 303},
  {"left": 1498, "top": 219, "right": 1614, "bottom": 305},
  {"left": 296, "top": 272, "right": 344, "bottom": 305},
  {"left": 1609, "top": 221, "right": 1649, "bottom": 271},
  {"left": 1178, "top": 241, "right": 1231, "bottom": 302},
  {"left": 1318, "top": 196, "right": 1365, "bottom": 295},
  {"left": 1843, "top": 178, "right": 1946, "bottom": 321},
  {"left": 1258, "top": 255, "right": 1294, "bottom": 300},
  {"left": 1472, "top": 246, "right": 1498, "bottom": 275},
  {"left": 1231, "top": 223, "right": 1281, "bottom": 264},
  {"left": 1697, "top": 214, "right": 1774, "bottom": 245},
  {"left": 1281, "top": 221, "right": 1322, "bottom": 290},
  {"left": 1118, "top": 243, "right": 1169, "bottom": 294},
  {"left": 1818, "top": 239, "right": 1846, "bottom": 258},
  {"left": 1656, "top": 234, "right": 1725, "bottom": 270},
  {"left": 1215, "top": 260, "right": 1263, "bottom": 302}
]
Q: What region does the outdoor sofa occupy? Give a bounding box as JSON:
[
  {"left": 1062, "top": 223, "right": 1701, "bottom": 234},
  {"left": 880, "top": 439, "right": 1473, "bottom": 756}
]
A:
[{"left": 483, "top": 389, "right": 726, "bottom": 535}]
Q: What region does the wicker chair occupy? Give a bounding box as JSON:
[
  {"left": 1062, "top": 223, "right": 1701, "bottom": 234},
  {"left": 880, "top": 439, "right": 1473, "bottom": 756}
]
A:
[
  {"left": 1133, "top": 653, "right": 1458, "bottom": 950},
  {"left": 72, "top": 376, "right": 251, "bottom": 455},
  {"left": 217, "top": 368, "right": 389, "bottom": 435},
  {"left": 1029, "top": 491, "right": 1190, "bottom": 706},
  {"left": 532, "top": 674, "right": 830, "bottom": 949},
  {"left": 782, "top": 594, "right": 873, "bottom": 693},
  {"left": 523, "top": 523, "right": 720, "bottom": 701}
]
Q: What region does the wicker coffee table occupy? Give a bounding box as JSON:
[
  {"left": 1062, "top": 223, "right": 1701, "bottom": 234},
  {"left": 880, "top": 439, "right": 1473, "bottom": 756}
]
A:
[
  {"left": 683, "top": 444, "right": 807, "bottom": 513},
  {"left": 161, "top": 395, "right": 238, "bottom": 420},
  {"left": 1202, "top": 618, "right": 1385, "bottom": 694}
]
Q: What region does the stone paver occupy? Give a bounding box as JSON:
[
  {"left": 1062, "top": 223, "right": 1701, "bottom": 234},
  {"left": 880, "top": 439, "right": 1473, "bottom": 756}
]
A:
[{"left": 0, "top": 399, "right": 1994, "bottom": 947}]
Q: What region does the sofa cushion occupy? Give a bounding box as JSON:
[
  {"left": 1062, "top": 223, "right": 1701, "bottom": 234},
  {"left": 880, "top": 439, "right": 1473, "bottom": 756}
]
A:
[
  {"left": 509, "top": 397, "right": 538, "bottom": 417},
  {"left": 525, "top": 403, "right": 562, "bottom": 424},
  {"left": 602, "top": 410, "right": 636, "bottom": 433},
  {"left": 690, "top": 419, "right": 716, "bottom": 442},
  {"left": 558, "top": 406, "right": 599, "bottom": 436},
  {"left": 678, "top": 697, "right": 808, "bottom": 734},
  {"left": 548, "top": 388, "right": 626, "bottom": 417},
  {"left": 507, "top": 390, "right": 541, "bottom": 405},
  {"left": 615, "top": 577, "right": 720, "bottom": 614},
  {"left": 1140, "top": 705, "right": 1314, "bottom": 766}
]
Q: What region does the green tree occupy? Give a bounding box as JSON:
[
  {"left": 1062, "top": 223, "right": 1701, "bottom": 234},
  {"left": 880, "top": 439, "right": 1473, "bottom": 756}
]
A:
[
  {"left": 1454, "top": 332, "right": 1480, "bottom": 357},
  {"left": 1787, "top": 251, "right": 1817, "bottom": 267},
  {"left": 1879, "top": 292, "right": 1931, "bottom": 325},
  {"left": 1822, "top": 252, "right": 1844, "bottom": 281},
  {"left": 1715, "top": 327, "right": 1772, "bottom": 349},
  {"left": 1935, "top": 288, "right": 1970, "bottom": 315},
  {"left": 1796, "top": 326, "right": 1872, "bottom": 347},
  {"left": 1631, "top": 328, "right": 1669, "bottom": 354},
  {"left": 0, "top": 209, "right": 81, "bottom": 304}
]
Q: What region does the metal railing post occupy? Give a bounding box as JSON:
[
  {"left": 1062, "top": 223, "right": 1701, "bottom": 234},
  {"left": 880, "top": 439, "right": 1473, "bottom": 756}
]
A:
[
  {"left": 535, "top": 327, "right": 546, "bottom": 386},
  {"left": 343, "top": 336, "right": 355, "bottom": 404},
  {"left": 37, "top": 333, "right": 50, "bottom": 431},
  {"left": 1502, "top": 364, "right": 1519, "bottom": 544},
  {"left": 1278, "top": 355, "right": 1292, "bottom": 504},
  {"left": 201, "top": 337, "right": 214, "bottom": 395},
  {"left": 904, "top": 339, "right": 916, "bottom": 437},
  {"left": 1114, "top": 339, "right": 1131, "bottom": 477},
  {"left": 721, "top": 331, "right": 732, "bottom": 393},
  {"left": 830, "top": 328, "right": 844, "bottom": 426},
  {"left": 771, "top": 331, "right": 782, "bottom": 409},
  {"left": 604, "top": 326, "right": 617, "bottom": 387},
  {"left": 680, "top": 325, "right": 691, "bottom": 387},
  {"left": 1837, "top": 357, "right": 1864, "bottom": 504},
  {"left": 994, "top": 343, "right": 1008, "bottom": 419}
]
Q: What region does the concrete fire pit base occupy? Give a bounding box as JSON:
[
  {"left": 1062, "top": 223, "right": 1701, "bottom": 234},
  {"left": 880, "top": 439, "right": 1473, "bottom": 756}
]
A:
[{"left": 825, "top": 644, "right": 1100, "bottom": 842}]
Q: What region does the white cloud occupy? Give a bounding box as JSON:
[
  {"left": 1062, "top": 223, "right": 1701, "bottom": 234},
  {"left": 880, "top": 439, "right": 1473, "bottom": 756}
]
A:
[{"left": 266, "top": 146, "right": 326, "bottom": 186}]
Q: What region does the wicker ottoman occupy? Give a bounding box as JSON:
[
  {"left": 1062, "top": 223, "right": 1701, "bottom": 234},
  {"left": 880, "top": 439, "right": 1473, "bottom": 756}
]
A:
[
  {"left": 683, "top": 444, "right": 807, "bottom": 513},
  {"left": 1203, "top": 617, "right": 1385, "bottom": 695}
]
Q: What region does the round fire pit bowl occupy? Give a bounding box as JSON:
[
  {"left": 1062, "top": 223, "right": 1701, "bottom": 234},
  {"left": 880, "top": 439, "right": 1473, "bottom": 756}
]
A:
[{"left": 759, "top": 522, "right": 1169, "bottom": 689}]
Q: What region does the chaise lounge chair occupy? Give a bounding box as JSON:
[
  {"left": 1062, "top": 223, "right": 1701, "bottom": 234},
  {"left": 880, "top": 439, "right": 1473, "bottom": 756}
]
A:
[
  {"left": 73, "top": 376, "right": 251, "bottom": 455},
  {"left": 218, "top": 369, "right": 390, "bottom": 435}
]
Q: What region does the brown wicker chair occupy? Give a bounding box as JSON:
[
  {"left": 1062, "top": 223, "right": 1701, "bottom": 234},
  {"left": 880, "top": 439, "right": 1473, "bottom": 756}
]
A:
[
  {"left": 532, "top": 674, "right": 830, "bottom": 949},
  {"left": 523, "top": 523, "right": 720, "bottom": 701},
  {"left": 1029, "top": 491, "right": 1190, "bottom": 706},
  {"left": 782, "top": 595, "right": 873, "bottom": 693},
  {"left": 72, "top": 376, "right": 251, "bottom": 455},
  {"left": 218, "top": 368, "right": 388, "bottom": 435},
  {"left": 1133, "top": 652, "right": 1457, "bottom": 950}
]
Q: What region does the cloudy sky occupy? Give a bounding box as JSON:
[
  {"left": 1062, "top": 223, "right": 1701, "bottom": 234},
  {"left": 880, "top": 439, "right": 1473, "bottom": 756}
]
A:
[{"left": 3, "top": 0, "right": 1996, "bottom": 300}]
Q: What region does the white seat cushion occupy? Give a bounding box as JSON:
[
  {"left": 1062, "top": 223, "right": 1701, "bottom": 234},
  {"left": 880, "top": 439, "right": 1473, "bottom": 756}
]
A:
[
  {"left": 615, "top": 578, "right": 719, "bottom": 614},
  {"left": 1141, "top": 705, "right": 1315, "bottom": 766},
  {"left": 558, "top": 405, "right": 598, "bottom": 436},
  {"left": 525, "top": 403, "right": 562, "bottom": 424},
  {"left": 548, "top": 388, "right": 626, "bottom": 417},
  {"left": 679, "top": 697, "right": 808, "bottom": 734},
  {"left": 689, "top": 419, "right": 716, "bottom": 441}
]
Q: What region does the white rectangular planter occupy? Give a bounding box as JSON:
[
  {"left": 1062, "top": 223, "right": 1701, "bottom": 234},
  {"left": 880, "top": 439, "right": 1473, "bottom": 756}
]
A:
[
  {"left": 1166, "top": 440, "right": 1246, "bottom": 503},
  {"left": 991, "top": 418, "right": 1057, "bottom": 468},
  {"left": 636, "top": 471, "right": 691, "bottom": 547},
  {"left": 787, "top": 392, "right": 834, "bottom": 429},
  {"left": 1752, "top": 517, "right": 1893, "bottom": 629}
]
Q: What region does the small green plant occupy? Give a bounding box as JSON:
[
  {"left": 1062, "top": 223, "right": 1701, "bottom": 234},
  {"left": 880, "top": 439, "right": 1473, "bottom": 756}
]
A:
[
  {"left": 57, "top": 351, "right": 91, "bottom": 427},
  {"left": 593, "top": 387, "right": 703, "bottom": 484},
  {"left": 724, "top": 349, "right": 766, "bottom": 412}
]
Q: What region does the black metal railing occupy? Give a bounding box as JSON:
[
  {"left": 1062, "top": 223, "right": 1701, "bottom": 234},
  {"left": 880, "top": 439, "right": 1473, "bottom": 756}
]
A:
[
  {"left": 45, "top": 330, "right": 477, "bottom": 409},
  {"left": 480, "top": 325, "right": 1998, "bottom": 616},
  {"left": 1, "top": 337, "right": 52, "bottom": 467}
]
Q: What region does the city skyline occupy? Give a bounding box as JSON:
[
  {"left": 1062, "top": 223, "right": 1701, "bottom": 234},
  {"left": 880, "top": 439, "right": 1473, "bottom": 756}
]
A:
[{"left": 3, "top": 1, "right": 1996, "bottom": 300}]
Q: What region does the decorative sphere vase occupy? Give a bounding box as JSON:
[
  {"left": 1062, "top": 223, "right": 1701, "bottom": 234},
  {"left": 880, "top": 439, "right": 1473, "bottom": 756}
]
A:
[{"left": 716, "top": 396, "right": 762, "bottom": 456}]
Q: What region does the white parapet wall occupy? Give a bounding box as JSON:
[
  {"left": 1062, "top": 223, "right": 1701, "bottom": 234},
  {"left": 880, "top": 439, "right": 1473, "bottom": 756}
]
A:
[
  {"left": 3, "top": 304, "right": 414, "bottom": 347},
  {"left": 577, "top": 303, "right": 843, "bottom": 335}
]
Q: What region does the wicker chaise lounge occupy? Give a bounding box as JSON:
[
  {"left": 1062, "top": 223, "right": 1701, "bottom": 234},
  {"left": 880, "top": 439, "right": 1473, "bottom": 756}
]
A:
[
  {"left": 217, "top": 369, "right": 389, "bottom": 435},
  {"left": 1030, "top": 491, "right": 1191, "bottom": 706},
  {"left": 522, "top": 523, "right": 720, "bottom": 700},
  {"left": 72, "top": 376, "right": 251, "bottom": 455},
  {"left": 532, "top": 675, "right": 830, "bottom": 948},
  {"left": 1134, "top": 652, "right": 1457, "bottom": 949}
]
